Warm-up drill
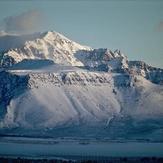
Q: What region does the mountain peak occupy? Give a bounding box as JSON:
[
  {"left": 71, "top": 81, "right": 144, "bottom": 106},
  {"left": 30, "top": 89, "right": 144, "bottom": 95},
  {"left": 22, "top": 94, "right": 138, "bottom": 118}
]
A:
[
  {"left": 42, "top": 30, "right": 91, "bottom": 50},
  {"left": 0, "top": 30, "right": 91, "bottom": 67},
  {"left": 42, "top": 31, "right": 61, "bottom": 40}
]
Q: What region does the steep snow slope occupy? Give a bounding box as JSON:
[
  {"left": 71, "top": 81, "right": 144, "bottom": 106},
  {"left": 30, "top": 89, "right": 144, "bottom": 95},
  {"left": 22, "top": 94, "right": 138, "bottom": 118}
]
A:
[{"left": 2, "top": 85, "right": 120, "bottom": 129}]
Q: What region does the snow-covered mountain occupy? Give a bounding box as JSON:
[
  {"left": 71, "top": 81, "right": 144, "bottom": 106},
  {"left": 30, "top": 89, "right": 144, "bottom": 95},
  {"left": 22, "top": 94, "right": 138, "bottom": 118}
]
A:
[
  {"left": 0, "top": 31, "right": 163, "bottom": 141},
  {"left": 0, "top": 31, "right": 91, "bottom": 67},
  {"left": 0, "top": 31, "right": 162, "bottom": 84}
]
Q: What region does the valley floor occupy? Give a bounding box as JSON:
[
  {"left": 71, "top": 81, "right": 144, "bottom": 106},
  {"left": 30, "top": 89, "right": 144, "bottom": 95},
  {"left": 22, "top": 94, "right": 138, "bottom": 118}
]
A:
[{"left": 0, "top": 136, "right": 163, "bottom": 162}]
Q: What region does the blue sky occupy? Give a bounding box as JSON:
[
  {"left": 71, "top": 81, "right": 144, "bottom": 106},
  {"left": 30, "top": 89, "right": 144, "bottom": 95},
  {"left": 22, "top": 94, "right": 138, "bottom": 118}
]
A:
[{"left": 0, "top": 0, "right": 163, "bottom": 68}]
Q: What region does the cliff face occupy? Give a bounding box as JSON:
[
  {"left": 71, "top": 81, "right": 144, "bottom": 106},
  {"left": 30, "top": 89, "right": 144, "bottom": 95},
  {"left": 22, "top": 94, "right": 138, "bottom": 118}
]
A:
[{"left": 0, "top": 71, "right": 29, "bottom": 121}]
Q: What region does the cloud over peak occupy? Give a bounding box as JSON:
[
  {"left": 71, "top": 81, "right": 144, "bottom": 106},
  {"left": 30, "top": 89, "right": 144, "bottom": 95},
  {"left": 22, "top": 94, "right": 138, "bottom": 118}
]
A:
[{"left": 2, "top": 9, "right": 43, "bottom": 34}]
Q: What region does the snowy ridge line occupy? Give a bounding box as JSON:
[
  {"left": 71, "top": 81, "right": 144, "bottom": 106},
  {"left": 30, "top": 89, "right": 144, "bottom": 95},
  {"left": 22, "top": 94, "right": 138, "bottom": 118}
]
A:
[{"left": 0, "top": 30, "right": 163, "bottom": 84}]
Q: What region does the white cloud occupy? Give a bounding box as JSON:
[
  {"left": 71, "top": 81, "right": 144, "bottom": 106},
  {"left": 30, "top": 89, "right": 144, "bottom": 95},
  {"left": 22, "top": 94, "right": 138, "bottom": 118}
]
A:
[{"left": 2, "top": 9, "right": 43, "bottom": 34}]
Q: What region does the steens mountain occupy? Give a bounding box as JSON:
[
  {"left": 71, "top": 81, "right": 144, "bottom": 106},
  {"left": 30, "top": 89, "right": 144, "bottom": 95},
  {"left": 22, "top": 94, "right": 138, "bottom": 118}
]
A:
[{"left": 0, "top": 31, "right": 163, "bottom": 141}]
